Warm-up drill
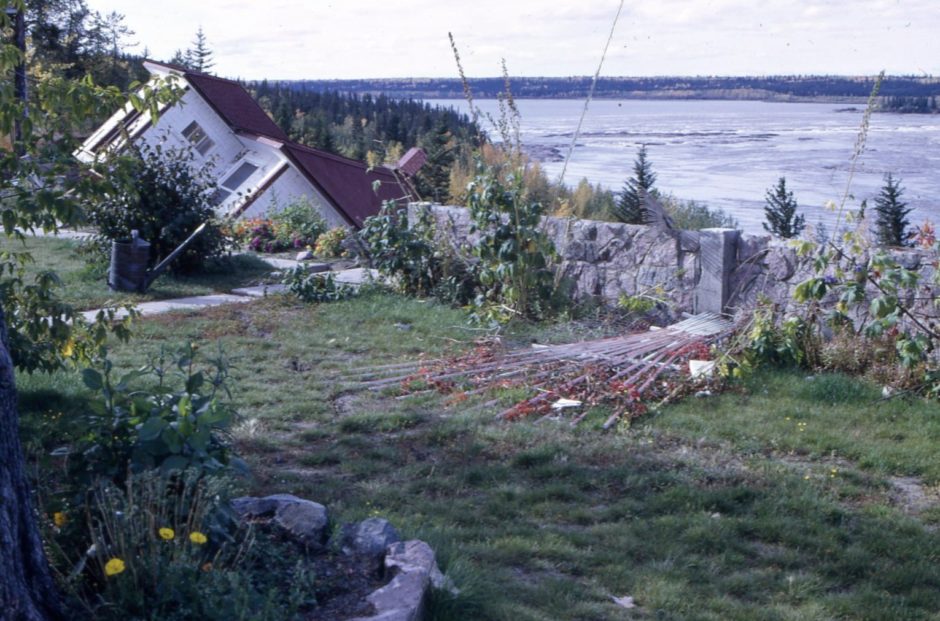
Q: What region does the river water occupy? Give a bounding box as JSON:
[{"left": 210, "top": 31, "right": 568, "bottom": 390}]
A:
[{"left": 430, "top": 98, "right": 940, "bottom": 234}]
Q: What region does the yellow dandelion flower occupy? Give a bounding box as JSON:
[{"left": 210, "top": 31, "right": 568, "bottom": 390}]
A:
[
  {"left": 104, "top": 558, "right": 126, "bottom": 577},
  {"left": 60, "top": 339, "right": 74, "bottom": 358},
  {"left": 158, "top": 527, "right": 175, "bottom": 541},
  {"left": 53, "top": 512, "right": 67, "bottom": 528},
  {"left": 189, "top": 531, "right": 208, "bottom": 545}
]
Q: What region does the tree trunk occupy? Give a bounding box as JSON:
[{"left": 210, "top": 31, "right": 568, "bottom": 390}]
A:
[{"left": 0, "top": 306, "right": 62, "bottom": 621}]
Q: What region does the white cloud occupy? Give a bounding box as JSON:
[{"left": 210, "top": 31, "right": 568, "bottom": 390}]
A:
[{"left": 84, "top": 0, "right": 940, "bottom": 79}]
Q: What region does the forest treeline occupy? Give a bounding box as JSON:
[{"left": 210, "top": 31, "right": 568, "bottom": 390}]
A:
[
  {"left": 279, "top": 75, "right": 940, "bottom": 102},
  {"left": 247, "top": 81, "right": 479, "bottom": 163},
  {"left": 879, "top": 95, "right": 939, "bottom": 114}
]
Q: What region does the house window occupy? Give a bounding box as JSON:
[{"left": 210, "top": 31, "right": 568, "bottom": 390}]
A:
[
  {"left": 211, "top": 162, "right": 259, "bottom": 206},
  {"left": 182, "top": 120, "right": 215, "bottom": 156}
]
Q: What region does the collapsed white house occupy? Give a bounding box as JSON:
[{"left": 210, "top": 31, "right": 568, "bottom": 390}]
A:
[{"left": 75, "top": 60, "right": 424, "bottom": 227}]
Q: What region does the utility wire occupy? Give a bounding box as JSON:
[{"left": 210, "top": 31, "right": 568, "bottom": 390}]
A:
[{"left": 559, "top": 0, "right": 625, "bottom": 186}]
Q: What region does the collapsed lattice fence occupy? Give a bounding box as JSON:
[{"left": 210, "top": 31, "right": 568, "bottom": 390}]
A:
[{"left": 345, "top": 313, "right": 735, "bottom": 427}]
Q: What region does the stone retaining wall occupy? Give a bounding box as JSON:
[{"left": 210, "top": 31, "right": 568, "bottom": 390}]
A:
[
  {"left": 410, "top": 203, "right": 940, "bottom": 323},
  {"left": 409, "top": 203, "right": 700, "bottom": 311}
]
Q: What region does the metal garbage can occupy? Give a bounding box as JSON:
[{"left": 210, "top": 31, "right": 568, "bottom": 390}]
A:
[{"left": 109, "top": 230, "right": 151, "bottom": 292}]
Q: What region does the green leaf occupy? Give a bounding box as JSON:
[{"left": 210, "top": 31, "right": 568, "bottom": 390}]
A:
[
  {"left": 138, "top": 417, "right": 166, "bottom": 442},
  {"left": 160, "top": 455, "right": 189, "bottom": 473},
  {"left": 82, "top": 368, "right": 104, "bottom": 391},
  {"left": 186, "top": 371, "right": 205, "bottom": 394},
  {"left": 870, "top": 296, "right": 895, "bottom": 319}
]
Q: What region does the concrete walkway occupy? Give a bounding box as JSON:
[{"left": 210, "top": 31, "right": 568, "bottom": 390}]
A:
[
  {"left": 80, "top": 268, "right": 381, "bottom": 322},
  {"left": 28, "top": 229, "right": 381, "bottom": 320}
]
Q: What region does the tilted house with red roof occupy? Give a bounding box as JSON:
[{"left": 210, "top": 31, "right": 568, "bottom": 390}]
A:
[{"left": 75, "top": 60, "right": 418, "bottom": 228}]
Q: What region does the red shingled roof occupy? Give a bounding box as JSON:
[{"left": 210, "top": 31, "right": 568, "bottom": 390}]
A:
[
  {"left": 184, "top": 73, "right": 289, "bottom": 141},
  {"left": 144, "top": 60, "right": 411, "bottom": 226},
  {"left": 281, "top": 143, "right": 414, "bottom": 227},
  {"left": 145, "top": 61, "right": 287, "bottom": 141}
]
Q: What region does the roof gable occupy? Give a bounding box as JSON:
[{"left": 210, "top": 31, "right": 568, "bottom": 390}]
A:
[
  {"left": 281, "top": 143, "right": 413, "bottom": 227},
  {"left": 145, "top": 60, "right": 287, "bottom": 141}
]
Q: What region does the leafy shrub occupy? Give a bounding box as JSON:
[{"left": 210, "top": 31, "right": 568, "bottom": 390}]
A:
[
  {"left": 741, "top": 300, "right": 819, "bottom": 370},
  {"left": 0, "top": 247, "right": 137, "bottom": 372},
  {"left": 69, "top": 344, "right": 245, "bottom": 487},
  {"left": 662, "top": 196, "right": 739, "bottom": 230},
  {"left": 86, "top": 144, "right": 228, "bottom": 274},
  {"left": 229, "top": 199, "right": 326, "bottom": 254},
  {"left": 314, "top": 226, "right": 349, "bottom": 258},
  {"left": 272, "top": 199, "right": 328, "bottom": 245},
  {"left": 617, "top": 294, "right": 656, "bottom": 314},
  {"left": 466, "top": 160, "right": 560, "bottom": 323},
  {"left": 63, "top": 471, "right": 311, "bottom": 621},
  {"left": 283, "top": 268, "right": 355, "bottom": 303},
  {"left": 359, "top": 203, "right": 477, "bottom": 304}
]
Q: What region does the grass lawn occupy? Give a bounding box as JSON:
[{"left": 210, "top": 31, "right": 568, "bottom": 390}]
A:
[
  {"left": 2, "top": 235, "right": 275, "bottom": 310},
  {"left": 17, "top": 291, "right": 940, "bottom": 620}
]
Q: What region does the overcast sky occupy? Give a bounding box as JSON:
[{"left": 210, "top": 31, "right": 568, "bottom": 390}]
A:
[{"left": 83, "top": 0, "right": 938, "bottom": 81}]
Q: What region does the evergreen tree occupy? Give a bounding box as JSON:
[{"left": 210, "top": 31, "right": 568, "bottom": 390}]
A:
[
  {"left": 874, "top": 173, "right": 912, "bottom": 246},
  {"left": 185, "top": 26, "right": 213, "bottom": 73},
  {"left": 168, "top": 48, "right": 188, "bottom": 67},
  {"left": 415, "top": 118, "right": 455, "bottom": 203},
  {"left": 762, "top": 177, "right": 805, "bottom": 238},
  {"left": 614, "top": 145, "right": 656, "bottom": 224}
]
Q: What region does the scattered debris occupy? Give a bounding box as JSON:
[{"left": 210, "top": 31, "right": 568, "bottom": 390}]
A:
[
  {"left": 689, "top": 359, "right": 716, "bottom": 378},
  {"left": 348, "top": 313, "right": 734, "bottom": 427},
  {"left": 611, "top": 594, "right": 637, "bottom": 609}
]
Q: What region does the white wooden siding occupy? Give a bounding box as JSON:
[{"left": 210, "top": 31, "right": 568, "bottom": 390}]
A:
[{"left": 239, "top": 167, "right": 348, "bottom": 228}]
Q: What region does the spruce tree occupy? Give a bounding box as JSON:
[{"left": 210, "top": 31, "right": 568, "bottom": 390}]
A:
[
  {"left": 874, "top": 173, "right": 912, "bottom": 246},
  {"left": 186, "top": 26, "right": 214, "bottom": 73},
  {"left": 614, "top": 145, "right": 656, "bottom": 224},
  {"left": 762, "top": 177, "right": 805, "bottom": 238},
  {"left": 415, "top": 119, "right": 455, "bottom": 203}
]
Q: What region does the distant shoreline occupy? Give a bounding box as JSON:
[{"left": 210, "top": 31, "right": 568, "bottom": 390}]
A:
[{"left": 267, "top": 76, "right": 940, "bottom": 107}]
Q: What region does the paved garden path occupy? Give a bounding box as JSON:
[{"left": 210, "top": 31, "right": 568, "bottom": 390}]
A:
[
  {"left": 79, "top": 267, "right": 379, "bottom": 322},
  {"left": 28, "top": 229, "right": 379, "bottom": 321}
]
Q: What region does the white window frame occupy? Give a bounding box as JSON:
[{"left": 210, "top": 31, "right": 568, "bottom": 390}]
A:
[
  {"left": 181, "top": 120, "right": 215, "bottom": 156},
  {"left": 211, "top": 160, "right": 261, "bottom": 206}
]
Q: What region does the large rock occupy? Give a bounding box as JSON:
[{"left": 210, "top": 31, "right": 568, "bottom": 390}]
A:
[
  {"left": 349, "top": 540, "right": 448, "bottom": 621},
  {"left": 231, "top": 494, "right": 329, "bottom": 546},
  {"left": 342, "top": 518, "right": 402, "bottom": 559}
]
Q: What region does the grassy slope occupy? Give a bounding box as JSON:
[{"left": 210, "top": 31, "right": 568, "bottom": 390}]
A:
[
  {"left": 1, "top": 236, "right": 274, "bottom": 310},
  {"left": 17, "top": 292, "right": 940, "bottom": 621}
]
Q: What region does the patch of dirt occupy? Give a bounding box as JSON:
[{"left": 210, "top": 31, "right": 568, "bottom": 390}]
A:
[
  {"left": 332, "top": 392, "right": 360, "bottom": 417},
  {"left": 250, "top": 522, "right": 388, "bottom": 621},
  {"left": 304, "top": 551, "right": 387, "bottom": 621},
  {"left": 286, "top": 357, "right": 313, "bottom": 373},
  {"left": 888, "top": 476, "right": 940, "bottom": 516}
]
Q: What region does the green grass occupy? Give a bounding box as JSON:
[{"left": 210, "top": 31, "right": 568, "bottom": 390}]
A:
[
  {"left": 17, "top": 291, "right": 940, "bottom": 620},
  {"left": 652, "top": 369, "right": 940, "bottom": 483},
  {"left": 2, "top": 235, "right": 275, "bottom": 310}
]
